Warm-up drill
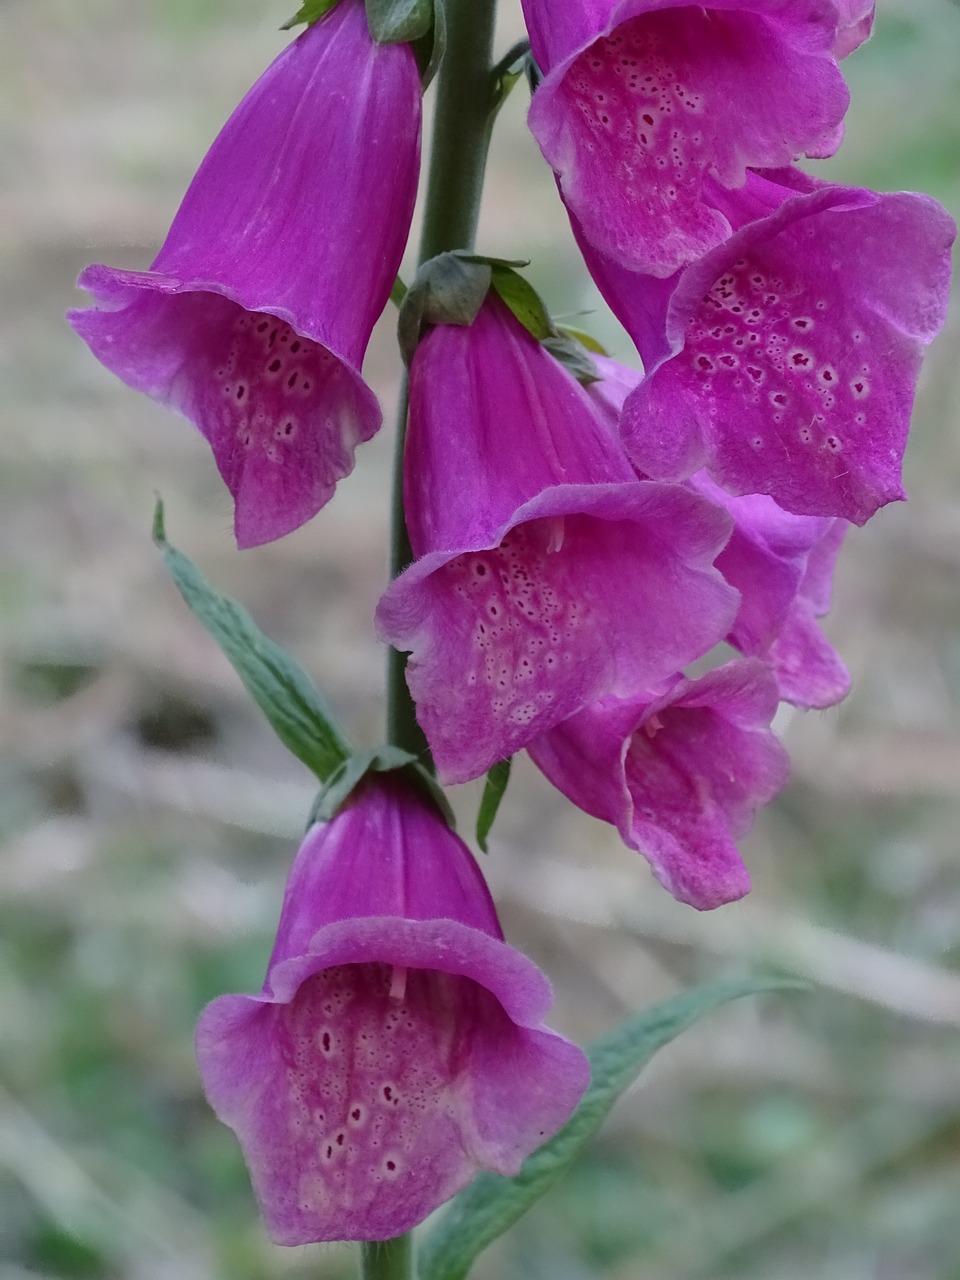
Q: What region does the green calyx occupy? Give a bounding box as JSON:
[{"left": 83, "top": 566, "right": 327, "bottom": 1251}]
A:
[{"left": 398, "top": 252, "right": 603, "bottom": 385}]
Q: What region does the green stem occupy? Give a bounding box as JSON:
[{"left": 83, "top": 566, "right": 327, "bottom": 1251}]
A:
[
  {"left": 359, "top": 1237, "right": 415, "bottom": 1280},
  {"left": 385, "top": 0, "right": 499, "bottom": 762}
]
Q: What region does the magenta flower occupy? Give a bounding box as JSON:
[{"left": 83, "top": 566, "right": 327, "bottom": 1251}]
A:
[
  {"left": 68, "top": 0, "right": 421, "bottom": 547},
  {"left": 695, "top": 475, "right": 851, "bottom": 708},
  {"left": 582, "top": 170, "right": 955, "bottom": 523},
  {"left": 528, "top": 660, "right": 790, "bottom": 909},
  {"left": 521, "top": 0, "right": 853, "bottom": 277},
  {"left": 196, "top": 776, "right": 589, "bottom": 1244},
  {"left": 377, "top": 298, "right": 738, "bottom": 783},
  {"left": 834, "top": 0, "right": 875, "bottom": 57}
]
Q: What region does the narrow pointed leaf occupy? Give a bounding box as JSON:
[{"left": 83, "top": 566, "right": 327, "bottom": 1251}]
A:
[
  {"left": 365, "top": 0, "right": 432, "bottom": 45},
  {"left": 476, "top": 758, "right": 512, "bottom": 852},
  {"left": 419, "top": 976, "right": 806, "bottom": 1280},
  {"left": 153, "top": 499, "right": 351, "bottom": 781},
  {"left": 280, "top": 0, "right": 341, "bottom": 31}
]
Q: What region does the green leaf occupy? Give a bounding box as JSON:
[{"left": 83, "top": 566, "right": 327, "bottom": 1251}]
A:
[
  {"left": 280, "top": 0, "right": 341, "bottom": 31},
  {"left": 489, "top": 265, "right": 553, "bottom": 341},
  {"left": 476, "top": 758, "right": 511, "bottom": 853},
  {"left": 419, "top": 976, "right": 806, "bottom": 1280},
  {"left": 153, "top": 498, "right": 351, "bottom": 783},
  {"left": 365, "top": 0, "right": 433, "bottom": 45}
]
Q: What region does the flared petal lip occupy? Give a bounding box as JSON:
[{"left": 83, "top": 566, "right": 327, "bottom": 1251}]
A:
[
  {"left": 253, "top": 916, "right": 556, "bottom": 1028},
  {"left": 649, "top": 181, "right": 879, "bottom": 377},
  {"left": 378, "top": 478, "right": 734, "bottom": 609},
  {"left": 71, "top": 261, "right": 369, "bottom": 385}
]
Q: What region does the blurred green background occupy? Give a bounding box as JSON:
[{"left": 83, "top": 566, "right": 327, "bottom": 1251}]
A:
[{"left": 1, "top": 1, "right": 959, "bottom": 1277}]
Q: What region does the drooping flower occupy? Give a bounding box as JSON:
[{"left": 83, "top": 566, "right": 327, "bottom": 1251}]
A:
[
  {"left": 196, "top": 775, "right": 589, "bottom": 1244},
  {"left": 695, "top": 475, "right": 851, "bottom": 708},
  {"left": 581, "top": 170, "right": 955, "bottom": 523},
  {"left": 521, "top": 0, "right": 854, "bottom": 277},
  {"left": 528, "top": 660, "right": 790, "bottom": 909},
  {"left": 69, "top": 0, "right": 421, "bottom": 547},
  {"left": 377, "top": 296, "right": 739, "bottom": 783}
]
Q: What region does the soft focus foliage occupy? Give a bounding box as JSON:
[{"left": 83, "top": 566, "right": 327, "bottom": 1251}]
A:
[{"left": 3, "top": 0, "right": 960, "bottom": 1277}]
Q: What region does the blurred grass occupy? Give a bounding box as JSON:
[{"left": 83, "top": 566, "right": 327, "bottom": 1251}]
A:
[{"left": 1, "top": 0, "right": 959, "bottom": 1278}]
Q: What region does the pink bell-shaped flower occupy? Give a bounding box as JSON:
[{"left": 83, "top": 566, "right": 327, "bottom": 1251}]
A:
[
  {"left": 521, "top": 0, "right": 854, "bottom": 277},
  {"left": 581, "top": 170, "right": 955, "bottom": 524},
  {"left": 696, "top": 475, "right": 851, "bottom": 708},
  {"left": 377, "top": 297, "right": 738, "bottom": 783},
  {"left": 196, "top": 775, "right": 589, "bottom": 1244},
  {"left": 69, "top": 0, "right": 421, "bottom": 547},
  {"left": 529, "top": 660, "right": 790, "bottom": 909}
]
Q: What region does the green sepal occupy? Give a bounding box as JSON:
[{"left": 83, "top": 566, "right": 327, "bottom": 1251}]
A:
[
  {"left": 308, "top": 747, "right": 457, "bottom": 830},
  {"left": 490, "top": 266, "right": 601, "bottom": 385},
  {"left": 397, "top": 253, "right": 492, "bottom": 365},
  {"left": 542, "top": 331, "right": 602, "bottom": 385},
  {"left": 489, "top": 40, "right": 531, "bottom": 122},
  {"left": 556, "top": 323, "right": 609, "bottom": 356},
  {"left": 365, "top": 0, "right": 432, "bottom": 45},
  {"left": 152, "top": 498, "right": 351, "bottom": 783},
  {"left": 489, "top": 264, "right": 552, "bottom": 340},
  {"left": 418, "top": 976, "right": 807, "bottom": 1280},
  {"left": 476, "top": 757, "right": 512, "bottom": 853},
  {"left": 413, "top": 0, "right": 446, "bottom": 88},
  {"left": 280, "top": 0, "right": 341, "bottom": 31}
]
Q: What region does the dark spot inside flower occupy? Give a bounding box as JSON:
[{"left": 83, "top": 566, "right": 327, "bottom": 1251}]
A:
[
  {"left": 791, "top": 352, "right": 810, "bottom": 367},
  {"left": 643, "top": 113, "right": 654, "bottom": 125},
  {"left": 325, "top": 1146, "right": 333, "bottom": 1160},
  {"left": 773, "top": 393, "right": 788, "bottom": 407},
  {"left": 352, "top": 1108, "right": 361, "bottom": 1121},
  {"left": 336, "top": 1133, "right": 345, "bottom": 1146},
  {"left": 322, "top": 1032, "right": 331, "bottom": 1052},
  {"left": 821, "top": 369, "right": 834, "bottom": 382},
  {"left": 383, "top": 1086, "right": 393, "bottom": 1101},
  {"left": 386, "top": 1161, "right": 396, "bottom": 1171},
  {"left": 236, "top": 386, "right": 245, "bottom": 400}
]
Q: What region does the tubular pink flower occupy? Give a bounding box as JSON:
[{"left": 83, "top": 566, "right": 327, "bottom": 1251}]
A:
[
  {"left": 377, "top": 298, "right": 738, "bottom": 783},
  {"left": 522, "top": 0, "right": 852, "bottom": 277},
  {"left": 582, "top": 171, "right": 955, "bottom": 523},
  {"left": 528, "top": 660, "right": 790, "bottom": 909},
  {"left": 196, "top": 776, "right": 589, "bottom": 1245},
  {"left": 68, "top": 1, "right": 421, "bottom": 547},
  {"left": 694, "top": 475, "right": 851, "bottom": 708}
]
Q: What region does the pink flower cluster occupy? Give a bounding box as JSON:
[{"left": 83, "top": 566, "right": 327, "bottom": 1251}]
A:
[{"left": 68, "top": 0, "right": 954, "bottom": 1247}]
